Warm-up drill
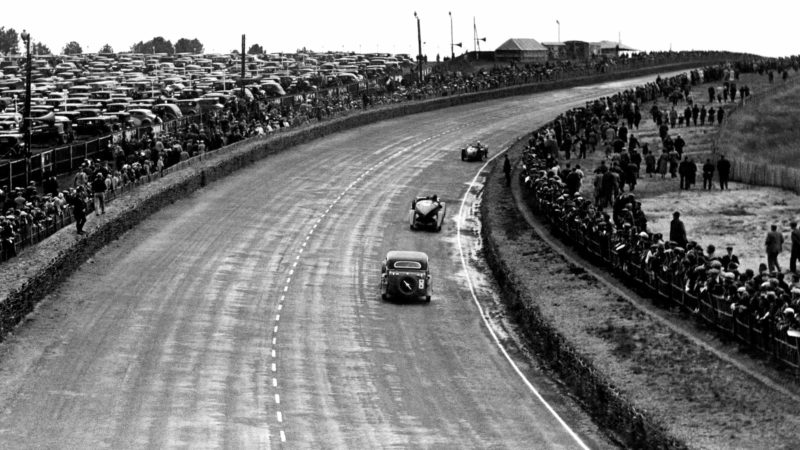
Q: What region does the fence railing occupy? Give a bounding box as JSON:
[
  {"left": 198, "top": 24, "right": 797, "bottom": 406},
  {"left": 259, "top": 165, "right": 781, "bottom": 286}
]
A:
[
  {"left": 0, "top": 114, "right": 206, "bottom": 190},
  {"left": 524, "top": 185, "right": 800, "bottom": 372}
]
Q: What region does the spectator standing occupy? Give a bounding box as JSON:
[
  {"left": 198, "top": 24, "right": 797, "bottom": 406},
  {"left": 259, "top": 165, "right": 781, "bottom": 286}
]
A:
[
  {"left": 645, "top": 149, "right": 656, "bottom": 177},
  {"left": 721, "top": 246, "right": 740, "bottom": 271},
  {"left": 790, "top": 221, "right": 800, "bottom": 273},
  {"left": 717, "top": 155, "right": 731, "bottom": 190},
  {"left": 91, "top": 174, "right": 106, "bottom": 216},
  {"left": 765, "top": 224, "right": 784, "bottom": 273},
  {"left": 679, "top": 157, "right": 690, "bottom": 189},
  {"left": 670, "top": 211, "right": 688, "bottom": 247},
  {"left": 687, "top": 158, "right": 697, "bottom": 189},
  {"left": 657, "top": 151, "right": 669, "bottom": 178},
  {"left": 700, "top": 105, "right": 707, "bottom": 125},
  {"left": 702, "top": 159, "right": 715, "bottom": 189},
  {"left": 69, "top": 189, "right": 87, "bottom": 235},
  {"left": 503, "top": 155, "right": 512, "bottom": 186},
  {"left": 717, "top": 108, "right": 725, "bottom": 125}
]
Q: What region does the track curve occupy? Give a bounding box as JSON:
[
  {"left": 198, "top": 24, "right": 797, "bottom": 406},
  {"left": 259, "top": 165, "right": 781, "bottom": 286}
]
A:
[{"left": 0, "top": 72, "right": 683, "bottom": 449}]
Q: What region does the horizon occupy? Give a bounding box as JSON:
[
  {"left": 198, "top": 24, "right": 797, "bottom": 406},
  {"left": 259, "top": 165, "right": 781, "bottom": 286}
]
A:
[{"left": 1, "top": 0, "right": 797, "bottom": 58}]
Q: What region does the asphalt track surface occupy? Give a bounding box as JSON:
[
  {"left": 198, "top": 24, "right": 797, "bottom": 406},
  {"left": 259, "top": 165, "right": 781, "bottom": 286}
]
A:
[{"left": 0, "top": 73, "right": 682, "bottom": 449}]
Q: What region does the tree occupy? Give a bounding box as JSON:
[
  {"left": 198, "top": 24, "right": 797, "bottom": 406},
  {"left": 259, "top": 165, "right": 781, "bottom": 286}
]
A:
[
  {"left": 174, "top": 38, "right": 203, "bottom": 54},
  {"left": 247, "top": 43, "right": 264, "bottom": 55},
  {"left": 33, "top": 42, "right": 51, "bottom": 55},
  {"left": 131, "top": 36, "right": 174, "bottom": 55},
  {"left": 63, "top": 41, "right": 83, "bottom": 55},
  {"left": 99, "top": 43, "right": 114, "bottom": 54},
  {"left": 0, "top": 27, "right": 19, "bottom": 54}
]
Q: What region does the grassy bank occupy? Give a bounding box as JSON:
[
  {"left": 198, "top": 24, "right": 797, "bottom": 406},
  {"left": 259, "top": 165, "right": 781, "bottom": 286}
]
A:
[{"left": 718, "top": 76, "right": 800, "bottom": 167}]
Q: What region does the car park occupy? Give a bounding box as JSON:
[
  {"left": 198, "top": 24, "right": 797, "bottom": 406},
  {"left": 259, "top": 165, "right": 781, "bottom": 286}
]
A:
[
  {"left": 461, "top": 142, "right": 488, "bottom": 161},
  {"left": 409, "top": 195, "right": 446, "bottom": 231},
  {"left": 380, "top": 251, "right": 432, "bottom": 302}
]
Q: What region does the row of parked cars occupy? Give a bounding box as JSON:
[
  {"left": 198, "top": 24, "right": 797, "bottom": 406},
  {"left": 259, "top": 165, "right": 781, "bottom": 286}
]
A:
[{"left": 0, "top": 50, "right": 413, "bottom": 156}]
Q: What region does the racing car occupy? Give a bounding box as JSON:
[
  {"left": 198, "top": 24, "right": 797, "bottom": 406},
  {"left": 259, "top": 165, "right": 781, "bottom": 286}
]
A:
[
  {"left": 380, "top": 250, "right": 432, "bottom": 302},
  {"left": 460, "top": 141, "right": 488, "bottom": 161},
  {"left": 409, "top": 195, "right": 446, "bottom": 231}
]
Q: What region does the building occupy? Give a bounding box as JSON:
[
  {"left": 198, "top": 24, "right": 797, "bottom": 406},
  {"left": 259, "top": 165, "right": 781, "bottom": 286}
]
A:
[
  {"left": 541, "top": 42, "right": 566, "bottom": 60},
  {"left": 563, "top": 40, "right": 601, "bottom": 60},
  {"left": 594, "top": 40, "right": 638, "bottom": 58},
  {"left": 494, "top": 38, "right": 548, "bottom": 63}
]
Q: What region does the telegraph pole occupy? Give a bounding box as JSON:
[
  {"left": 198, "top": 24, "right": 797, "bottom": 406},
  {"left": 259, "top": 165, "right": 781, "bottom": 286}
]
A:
[
  {"left": 241, "top": 34, "right": 246, "bottom": 96},
  {"left": 414, "top": 12, "right": 423, "bottom": 82},
  {"left": 449, "top": 12, "right": 454, "bottom": 60}
]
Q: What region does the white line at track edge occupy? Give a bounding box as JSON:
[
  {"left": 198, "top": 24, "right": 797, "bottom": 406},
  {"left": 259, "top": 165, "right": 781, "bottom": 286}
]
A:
[{"left": 456, "top": 147, "right": 591, "bottom": 450}]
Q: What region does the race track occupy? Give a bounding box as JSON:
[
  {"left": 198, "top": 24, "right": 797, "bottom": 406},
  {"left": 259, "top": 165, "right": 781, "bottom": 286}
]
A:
[{"left": 0, "top": 73, "right": 681, "bottom": 449}]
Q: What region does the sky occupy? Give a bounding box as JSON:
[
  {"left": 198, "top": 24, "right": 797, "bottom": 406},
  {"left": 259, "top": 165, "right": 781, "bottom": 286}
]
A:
[{"left": 2, "top": 0, "right": 797, "bottom": 58}]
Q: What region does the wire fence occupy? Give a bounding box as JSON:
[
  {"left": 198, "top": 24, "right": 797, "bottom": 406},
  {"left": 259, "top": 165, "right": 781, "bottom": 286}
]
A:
[{"left": 710, "top": 73, "right": 800, "bottom": 193}]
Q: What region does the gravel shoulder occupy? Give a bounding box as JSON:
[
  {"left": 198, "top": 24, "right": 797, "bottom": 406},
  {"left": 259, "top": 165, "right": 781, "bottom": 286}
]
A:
[{"left": 482, "top": 140, "right": 800, "bottom": 449}]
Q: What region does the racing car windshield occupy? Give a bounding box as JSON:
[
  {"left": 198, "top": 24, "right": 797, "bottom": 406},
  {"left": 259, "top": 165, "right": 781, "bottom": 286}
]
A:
[{"left": 394, "top": 261, "right": 422, "bottom": 270}]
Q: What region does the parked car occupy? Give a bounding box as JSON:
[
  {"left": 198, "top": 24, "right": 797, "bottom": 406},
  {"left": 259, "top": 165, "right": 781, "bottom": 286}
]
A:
[
  {"left": 75, "top": 115, "right": 118, "bottom": 135},
  {"left": 409, "top": 195, "right": 446, "bottom": 231},
  {"left": 380, "top": 251, "right": 432, "bottom": 302},
  {"left": 152, "top": 103, "right": 183, "bottom": 120},
  {"left": 128, "top": 108, "right": 158, "bottom": 127}
]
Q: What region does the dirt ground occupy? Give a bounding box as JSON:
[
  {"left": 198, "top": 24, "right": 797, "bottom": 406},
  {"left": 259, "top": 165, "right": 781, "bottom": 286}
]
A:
[{"left": 571, "top": 72, "right": 798, "bottom": 275}]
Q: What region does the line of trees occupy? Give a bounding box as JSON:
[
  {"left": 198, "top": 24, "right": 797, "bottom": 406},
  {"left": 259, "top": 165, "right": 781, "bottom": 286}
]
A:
[
  {"left": 130, "top": 37, "right": 204, "bottom": 55},
  {"left": 0, "top": 26, "right": 205, "bottom": 56}
]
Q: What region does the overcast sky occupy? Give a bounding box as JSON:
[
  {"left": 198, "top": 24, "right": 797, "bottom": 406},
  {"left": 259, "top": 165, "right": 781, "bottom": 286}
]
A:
[{"left": 3, "top": 0, "right": 797, "bottom": 58}]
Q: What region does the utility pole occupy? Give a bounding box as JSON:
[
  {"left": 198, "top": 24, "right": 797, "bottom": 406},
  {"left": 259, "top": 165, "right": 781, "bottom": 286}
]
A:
[
  {"left": 473, "top": 17, "right": 485, "bottom": 61},
  {"left": 414, "top": 12, "right": 423, "bottom": 82},
  {"left": 20, "top": 30, "right": 32, "bottom": 186},
  {"left": 557, "top": 20, "right": 561, "bottom": 43},
  {"left": 449, "top": 12, "right": 454, "bottom": 60},
  {"left": 241, "top": 34, "right": 246, "bottom": 96}
]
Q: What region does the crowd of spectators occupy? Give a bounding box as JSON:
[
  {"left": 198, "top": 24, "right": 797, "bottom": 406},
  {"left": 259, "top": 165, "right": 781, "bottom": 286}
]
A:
[{"left": 519, "top": 63, "right": 800, "bottom": 359}]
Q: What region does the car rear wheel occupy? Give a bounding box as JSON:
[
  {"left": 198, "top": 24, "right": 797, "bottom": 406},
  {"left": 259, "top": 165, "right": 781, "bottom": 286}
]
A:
[{"left": 425, "top": 295, "right": 431, "bottom": 302}]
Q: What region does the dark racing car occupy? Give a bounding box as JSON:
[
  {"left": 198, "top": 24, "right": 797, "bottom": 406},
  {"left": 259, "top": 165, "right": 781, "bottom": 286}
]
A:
[
  {"left": 380, "top": 250, "right": 431, "bottom": 302},
  {"left": 408, "top": 195, "right": 446, "bottom": 231},
  {"left": 461, "top": 141, "right": 488, "bottom": 161}
]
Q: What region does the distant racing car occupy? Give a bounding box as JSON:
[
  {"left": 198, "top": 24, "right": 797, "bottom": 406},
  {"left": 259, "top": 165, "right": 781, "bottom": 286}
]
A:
[
  {"left": 409, "top": 195, "right": 446, "bottom": 231},
  {"left": 380, "top": 250, "right": 432, "bottom": 302},
  {"left": 461, "top": 141, "right": 488, "bottom": 161}
]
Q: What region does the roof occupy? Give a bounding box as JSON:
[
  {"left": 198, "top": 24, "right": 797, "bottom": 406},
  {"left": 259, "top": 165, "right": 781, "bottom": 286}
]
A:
[
  {"left": 386, "top": 250, "right": 429, "bottom": 263},
  {"left": 594, "top": 40, "right": 637, "bottom": 51},
  {"left": 495, "top": 38, "right": 547, "bottom": 52}
]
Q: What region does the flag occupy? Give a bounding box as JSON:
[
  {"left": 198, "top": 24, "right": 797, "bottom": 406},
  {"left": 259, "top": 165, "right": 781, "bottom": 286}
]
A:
[{"left": 556, "top": 20, "right": 560, "bottom": 25}]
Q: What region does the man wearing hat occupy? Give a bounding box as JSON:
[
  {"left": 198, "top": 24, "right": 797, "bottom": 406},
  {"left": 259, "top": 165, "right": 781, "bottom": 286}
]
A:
[
  {"left": 68, "top": 189, "right": 87, "bottom": 235},
  {"left": 720, "top": 246, "right": 739, "bottom": 271},
  {"left": 670, "top": 211, "right": 688, "bottom": 248},
  {"left": 765, "top": 224, "right": 784, "bottom": 274},
  {"left": 91, "top": 174, "right": 107, "bottom": 216}
]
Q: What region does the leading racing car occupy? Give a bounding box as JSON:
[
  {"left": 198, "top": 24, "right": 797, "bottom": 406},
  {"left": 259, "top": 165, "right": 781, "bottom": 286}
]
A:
[
  {"left": 461, "top": 141, "right": 488, "bottom": 161},
  {"left": 409, "top": 195, "right": 446, "bottom": 231}
]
